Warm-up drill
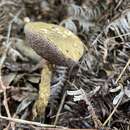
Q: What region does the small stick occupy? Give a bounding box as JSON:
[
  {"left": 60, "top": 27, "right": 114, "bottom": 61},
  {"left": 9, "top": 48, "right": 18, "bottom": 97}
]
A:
[
  {"left": 0, "top": 115, "right": 65, "bottom": 128},
  {"left": 54, "top": 92, "right": 67, "bottom": 125},
  {"left": 103, "top": 58, "right": 130, "bottom": 126},
  {"left": 0, "top": 115, "right": 107, "bottom": 130},
  {"left": 115, "top": 58, "right": 130, "bottom": 84},
  {"left": 103, "top": 95, "right": 123, "bottom": 126}
]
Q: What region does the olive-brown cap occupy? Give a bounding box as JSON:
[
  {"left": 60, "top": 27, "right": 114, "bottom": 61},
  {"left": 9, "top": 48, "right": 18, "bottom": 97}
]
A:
[{"left": 24, "top": 22, "right": 85, "bottom": 67}]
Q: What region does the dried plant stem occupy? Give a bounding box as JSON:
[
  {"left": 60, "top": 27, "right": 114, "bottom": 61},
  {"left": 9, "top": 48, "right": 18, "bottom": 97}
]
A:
[
  {"left": 103, "top": 95, "right": 123, "bottom": 126},
  {"left": 0, "top": 81, "right": 11, "bottom": 117},
  {"left": 0, "top": 115, "right": 106, "bottom": 130},
  {"left": 0, "top": 115, "right": 64, "bottom": 128},
  {"left": 54, "top": 92, "right": 67, "bottom": 125},
  {"left": 80, "top": 89, "right": 103, "bottom": 128},
  {"left": 0, "top": 8, "right": 23, "bottom": 130},
  {"left": 103, "top": 59, "right": 130, "bottom": 126},
  {"left": 115, "top": 58, "right": 130, "bottom": 84},
  {"left": 108, "top": 32, "right": 130, "bottom": 40},
  {"left": 91, "top": 32, "right": 103, "bottom": 46},
  {"left": 5, "top": 113, "right": 17, "bottom": 130},
  {"left": 115, "top": 0, "right": 123, "bottom": 10}
]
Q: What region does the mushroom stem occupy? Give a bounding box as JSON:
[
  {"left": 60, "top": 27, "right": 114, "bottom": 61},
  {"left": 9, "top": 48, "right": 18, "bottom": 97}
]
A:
[{"left": 32, "top": 62, "right": 52, "bottom": 118}]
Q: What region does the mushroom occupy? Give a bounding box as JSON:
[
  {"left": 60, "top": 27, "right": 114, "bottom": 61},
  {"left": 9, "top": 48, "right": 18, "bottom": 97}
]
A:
[{"left": 24, "top": 22, "right": 86, "bottom": 117}]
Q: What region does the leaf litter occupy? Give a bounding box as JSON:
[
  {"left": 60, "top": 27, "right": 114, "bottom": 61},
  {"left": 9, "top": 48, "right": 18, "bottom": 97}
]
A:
[{"left": 0, "top": 0, "right": 130, "bottom": 130}]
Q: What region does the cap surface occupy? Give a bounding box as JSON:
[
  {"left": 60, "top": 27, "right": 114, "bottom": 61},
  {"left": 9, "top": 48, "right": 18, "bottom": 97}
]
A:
[{"left": 24, "top": 22, "right": 85, "bottom": 66}]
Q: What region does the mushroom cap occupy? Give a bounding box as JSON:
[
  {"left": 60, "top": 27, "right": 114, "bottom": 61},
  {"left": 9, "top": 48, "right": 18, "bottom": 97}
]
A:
[{"left": 24, "top": 22, "right": 85, "bottom": 66}]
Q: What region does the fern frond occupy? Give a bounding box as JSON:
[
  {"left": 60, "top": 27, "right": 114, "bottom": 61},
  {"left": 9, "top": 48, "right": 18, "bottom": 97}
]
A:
[
  {"left": 75, "top": 51, "right": 105, "bottom": 93},
  {"left": 0, "top": 7, "right": 9, "bottom": 33},
  {"left": 60, "top": 17, "right": 95, "bottom": 35},
  {"left": 0, "top": 0, "right": 24, "bottom": 34},
  {"left": 67, "top": 1, "right": 108, "bottom": 21},
  {"left": 48, "top": 65, "right": 68, "bottom": 116},
  {"left": 60, "top": 18, "right": 77, "bottom": 34},
  {"left": 105, "top": 9, "right": 130, "bottom": 41},
  {"left": 114, "top": 0, "right": 130, "bottom": 11}
]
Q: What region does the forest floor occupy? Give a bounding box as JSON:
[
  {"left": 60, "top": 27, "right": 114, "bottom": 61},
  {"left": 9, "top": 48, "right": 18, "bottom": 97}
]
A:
[{"left": 0, "top": 0, "right": 130, "bottom": 130}]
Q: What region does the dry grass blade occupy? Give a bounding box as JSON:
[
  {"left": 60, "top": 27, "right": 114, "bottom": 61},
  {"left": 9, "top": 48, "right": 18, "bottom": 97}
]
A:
[
  {"left": 103, "top": 95, "right": 123, "bottom": 126},
  {"left": 0, "top": 115, "right": 63, "bottom": 128},
  {"left": 54, "top": 92, "right": 67, "bottom": 125},
  {"left": 115, "top": 58, "right": 130, "bottom": 84}
]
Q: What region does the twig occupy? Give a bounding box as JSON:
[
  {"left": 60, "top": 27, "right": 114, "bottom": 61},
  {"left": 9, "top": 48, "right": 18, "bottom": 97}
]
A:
[
  {"left": 81, "top": 89, "right": 103, "bottom": 128},
  {"left": 103, "top": 58, "right": 130, "bottom": 126},
  {"left": 54, "top": 92, "right": 67, "bottom": 125},
  {"left": 0, "top": 115, "right": 65, "bottom": 128},
  {"left": 115, "top": 58, "right": 130, "bottom": 84},
  {"left": 108, "top": 32, "right": 130, "bottom": 40},
  {"left": 91, "top": 31, "right": 103, "bottom": 46},
  {"left": 0, "top": 115, "right": 107, "bottom": 130},
  {"left": 103, "top": 95, "right": 123, "bottom": 126}
]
